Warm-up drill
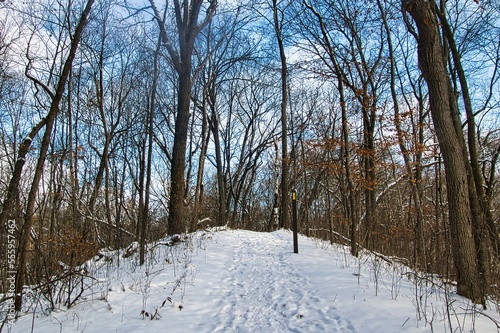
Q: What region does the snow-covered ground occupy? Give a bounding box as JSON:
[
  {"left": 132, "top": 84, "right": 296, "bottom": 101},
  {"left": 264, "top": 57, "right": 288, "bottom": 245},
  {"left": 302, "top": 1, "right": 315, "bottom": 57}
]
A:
[{"left": 3, "top": 229, "right": 499, "bottom": 332}]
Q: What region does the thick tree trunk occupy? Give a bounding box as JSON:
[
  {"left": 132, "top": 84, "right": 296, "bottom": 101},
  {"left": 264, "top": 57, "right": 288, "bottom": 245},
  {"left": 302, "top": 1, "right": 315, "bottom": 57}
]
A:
[
  {"left": 404, "top": 0, "right": 484, "bottom": 304},
  {"left": 211, "top": 114, "right": 227, "bottom": 226},
  {"left": 169, "top": 71, "right": 191, "bottom": 233},
  {"left": 168, "top": 73, "right": 192, "bottom": 235},
  {"left": 438, "top": 6, "right": 497, "bottom": 288},
  {"left": 150, "top": 0, "right": 217, "bottom": 235}
]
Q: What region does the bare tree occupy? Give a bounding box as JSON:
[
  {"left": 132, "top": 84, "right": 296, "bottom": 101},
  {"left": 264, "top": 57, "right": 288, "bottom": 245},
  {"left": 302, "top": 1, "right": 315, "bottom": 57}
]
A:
[
  {"left": 203, "top": 6, "right": 257, "bottom": 227},
  {"left": 403, "top": 0, "right": 484, "bottom": 305},
  {"left": 300, "top": 0, "right": 387, "bottom": 255},
  {"left": 436, "top": 0, "right": 500, "bottom": 294},
  {"left": 2, "top": 0, "right": 96, "bottom": 312},
  {"left": 139, "top": 35, "right": 161, "bottom": 265},
  {"left": 82, "top": 1, "right": 130, "bottom": 242},
  {"left": 149, "top": 0, "right": 217, "bottom": 235},
  {"left": 272, "top": 0, "right": 291, "bottom": 230},
  {"left": 376, "top": 0, "right": 428, "bottom": 268}
]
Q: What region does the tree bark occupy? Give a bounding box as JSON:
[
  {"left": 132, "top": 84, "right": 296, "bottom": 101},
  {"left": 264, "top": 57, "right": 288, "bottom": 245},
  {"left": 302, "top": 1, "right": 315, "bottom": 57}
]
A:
[
  {"left": 210, "top": 112, "right": 227, "bottom": 226},
  {"left": 191, "top": 83, "right": 211, "bottom": 231},
  {"left": 150, "top": 0, "right": 217, "bottom": 235},
  {"left": 403, "top": 0, "right": 484, "bottom": 304},
  {"left": 168, "top": 72, "right": 191, "bottom": 234},
  {"left": 437, "top": 4, "right": 497, "bottom": 285},
  {"left": 273, "top": 0, "right": 289, "bottom": 230}
]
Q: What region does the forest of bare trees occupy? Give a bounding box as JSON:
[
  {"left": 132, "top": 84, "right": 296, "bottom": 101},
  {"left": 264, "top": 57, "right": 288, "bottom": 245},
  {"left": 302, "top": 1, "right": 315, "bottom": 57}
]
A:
[{"left": 0, "top": 0, "right": 499, "bottom": 312}]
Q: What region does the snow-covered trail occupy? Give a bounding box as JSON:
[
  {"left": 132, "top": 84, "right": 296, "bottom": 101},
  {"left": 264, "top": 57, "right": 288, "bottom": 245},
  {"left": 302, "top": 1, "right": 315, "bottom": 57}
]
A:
[
  {"left": 7, "top": 229, "right": 499, "bottom": 333},
  {"left": 208, "top": 231, "right": 355, "bottom": 333}
]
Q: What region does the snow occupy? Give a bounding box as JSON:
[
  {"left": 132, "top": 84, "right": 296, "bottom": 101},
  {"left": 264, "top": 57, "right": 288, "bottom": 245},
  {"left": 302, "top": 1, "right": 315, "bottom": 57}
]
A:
[{"left": 3, "top": 229, "right": 499, "bottom": 332}]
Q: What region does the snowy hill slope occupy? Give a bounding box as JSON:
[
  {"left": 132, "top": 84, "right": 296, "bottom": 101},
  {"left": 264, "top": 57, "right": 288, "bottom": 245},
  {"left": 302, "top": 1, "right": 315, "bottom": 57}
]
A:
[{"left": 4, "top": 229, "right": 500, "bottom": 332}]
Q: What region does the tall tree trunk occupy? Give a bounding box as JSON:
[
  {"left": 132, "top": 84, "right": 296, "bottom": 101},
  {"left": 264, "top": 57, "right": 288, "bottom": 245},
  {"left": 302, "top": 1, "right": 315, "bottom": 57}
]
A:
[
  {"left": 361, "top": 103, "right": 377, "bottom": 248},
  {"left": 403, "top": 0, "right": 484, "bottom": 304},
  {"left": 340, "top": 80, "right": 359, "bottom": 257},
  {"left": 150, "top": 0, "right": 217, "bottom": 235},
  {"left": 68, "top": 68, "right": 80, "bottom": 231},
  {"left": 437, "top": 4, "right": 497, "bottom": 285},
  {"left": 14, "top": 0, "right": 95, "bottom": 311},
  {"left": 191, "top": 89, "right": 210, "bottom": 231},
  {"left": 299, "top": 136, "right": 310, "bottom": 237},
  {"left": 211, "top": 113, "right": 227, "bottom": 226},
  {"left": 168, "top": 72, "right": 192, "bottom": 234},
  {"left": 273, "top": 0, "right": 289, "bottom": 230},
  {"left": 139, "top": 35, "right": 161, "bottom": 265}
]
